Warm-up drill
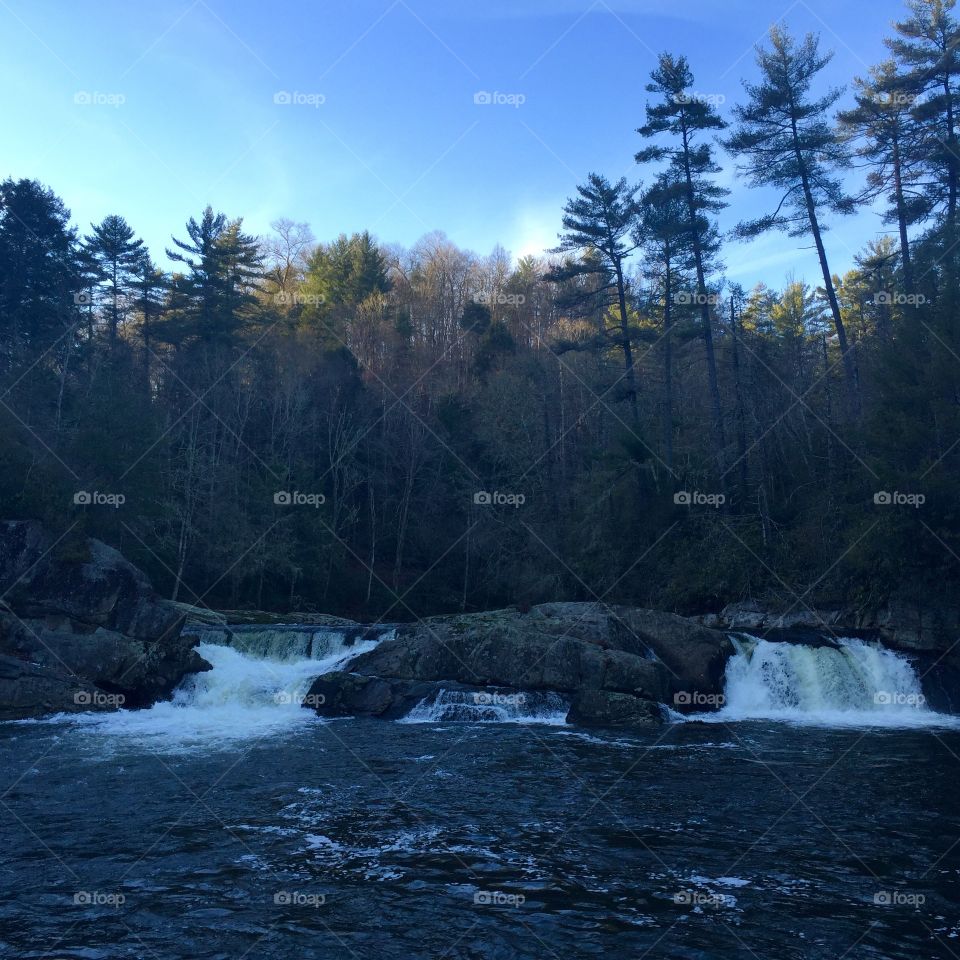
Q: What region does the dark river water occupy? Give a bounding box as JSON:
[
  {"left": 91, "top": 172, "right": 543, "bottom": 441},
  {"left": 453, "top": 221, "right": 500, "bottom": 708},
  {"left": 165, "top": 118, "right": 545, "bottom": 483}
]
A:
[{"left": 2, "top": 712, "right": 959, "bottom": 960}]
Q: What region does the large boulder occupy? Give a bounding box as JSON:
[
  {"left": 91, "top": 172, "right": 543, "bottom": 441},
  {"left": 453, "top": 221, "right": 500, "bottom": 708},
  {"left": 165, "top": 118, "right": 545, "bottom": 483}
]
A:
[
  {"left": 711, "top": 599, "right": 960, "bottom": 655},
  {"left": 305, "top": 603, "right": 733, "bottom": 727},
  {"left": 0, "top": 520, "right": 208, "bottom": 720}
]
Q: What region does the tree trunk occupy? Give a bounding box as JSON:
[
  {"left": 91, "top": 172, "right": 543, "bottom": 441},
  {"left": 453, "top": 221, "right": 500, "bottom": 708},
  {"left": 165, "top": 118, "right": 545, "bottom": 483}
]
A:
[
  {"left": 891, "top": 131, "right": 914, "bottom": 294},
  {"left": 791, "top": 117, "right": 860, "bottom": 412},
  {"left": 679, "top": 127, "right": 726, "bottom": 471},
  {"left": 662, "top": 257, "right": 674, "bottom": 472},
  {"left": 614, "top": 261, "right": 640, "bottom": 425}
]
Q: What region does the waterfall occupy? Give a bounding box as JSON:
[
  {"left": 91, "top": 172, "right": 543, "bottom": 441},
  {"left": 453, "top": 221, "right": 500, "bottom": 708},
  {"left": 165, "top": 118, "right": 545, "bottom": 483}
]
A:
[
  {"left": 703, "top": 635, "right": 954, "bottom": 727},
  {"left": 69, "top": 625, "right": 394, "bottom": 748},
  {"left": 399, "top": 688, "right": 569, "bottom": 725}
]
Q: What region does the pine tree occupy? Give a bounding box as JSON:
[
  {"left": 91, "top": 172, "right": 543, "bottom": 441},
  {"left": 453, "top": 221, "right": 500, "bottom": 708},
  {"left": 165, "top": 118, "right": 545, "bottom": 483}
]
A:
[
  {"left": 0, "top": 178, "right": 82, "bottom": 368},
  {"left": 84, "top": 214, "right": 145, "bottom": 347},
  {"left": 131, "top": 254, "right": 166, "bottom": 384},
  {"left": 300, "top": 232, "right": 391, "bottom": 349},
  {"left": 162, "top": 206, "right": 263, "bottom": 347},
  {"left": 725, "top": 26, "right": 859, "bottom": 410},
  {"left": 637, "top": 53, "right": 728, "bottom": 466},
  {"left": 639, "top": 174, "right": 694, "bottom": 470},
  {"left": 551, "top": 173, "right": 642, "bottom": 423},
  {"left": 887, "top": 0, "right": 960, "bottom": 240},
  {"left": 838, "top": 60, "right": 926, "bottom": 292}
]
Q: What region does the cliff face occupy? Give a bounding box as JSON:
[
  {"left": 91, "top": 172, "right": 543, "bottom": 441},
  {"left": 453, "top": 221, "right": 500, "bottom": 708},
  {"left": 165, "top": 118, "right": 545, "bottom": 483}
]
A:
[{"left": 0, "top": 520, "right": 209, "bottom": 721}]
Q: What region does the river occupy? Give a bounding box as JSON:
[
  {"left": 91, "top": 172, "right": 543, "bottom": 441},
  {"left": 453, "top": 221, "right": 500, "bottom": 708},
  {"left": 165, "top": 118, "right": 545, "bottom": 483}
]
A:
[{"left": 1, "top": 628, "right": 958, "bottom": 959}]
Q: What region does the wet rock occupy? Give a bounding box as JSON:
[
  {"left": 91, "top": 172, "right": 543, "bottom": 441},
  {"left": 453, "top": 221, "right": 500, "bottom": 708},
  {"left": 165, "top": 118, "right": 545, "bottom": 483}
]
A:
[
  {"left": 0, "top": 520, "right": 209, "bottom": 720},
  {"left": 306, "top": 603, "right": 733, "bottom": 726},
  {"left": 568, "top": 689, "right": 663, "bottom": 728}
]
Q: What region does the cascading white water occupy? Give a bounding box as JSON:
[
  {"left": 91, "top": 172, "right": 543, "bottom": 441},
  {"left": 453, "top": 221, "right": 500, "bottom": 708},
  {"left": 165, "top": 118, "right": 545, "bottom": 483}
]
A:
[
  {"left": 701, "top": 635, "right": 954, "bottom": 727},
  {"left": 399, "top": 688, "right": 569, "bottom": 725},
  {"left": 70, "top": 627, "right": 391, "bottom": 747}
]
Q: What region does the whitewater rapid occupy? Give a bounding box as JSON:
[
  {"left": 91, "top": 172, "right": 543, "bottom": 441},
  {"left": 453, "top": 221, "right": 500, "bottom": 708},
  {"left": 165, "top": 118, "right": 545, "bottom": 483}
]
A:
[
  {"left": 695, "top": 635, "right": 959, "bottom": 728},
  {"left": 69, "top": 629, "right": 384, "bottom": 747},
  {"left": 399, "top": 688, "right": 569, "bottom": 725}
]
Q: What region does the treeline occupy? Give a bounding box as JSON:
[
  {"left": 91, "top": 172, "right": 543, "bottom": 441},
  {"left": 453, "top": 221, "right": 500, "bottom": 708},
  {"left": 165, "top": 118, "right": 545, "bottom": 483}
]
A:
[{"left": 1, "top": 5, "right": 959, "bottom": 619}]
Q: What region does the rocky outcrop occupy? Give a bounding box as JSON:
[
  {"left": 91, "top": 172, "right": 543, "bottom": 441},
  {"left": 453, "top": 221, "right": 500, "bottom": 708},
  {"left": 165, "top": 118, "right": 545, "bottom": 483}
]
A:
[
  {"left": 0, "top": 520, "right": 209, "bottom": 721},
  {"left": 306, "top": 603, "right": 733, "bottom": 728},
  {"left": 705, "top": 600, "right": 960, "bottom": 655}
]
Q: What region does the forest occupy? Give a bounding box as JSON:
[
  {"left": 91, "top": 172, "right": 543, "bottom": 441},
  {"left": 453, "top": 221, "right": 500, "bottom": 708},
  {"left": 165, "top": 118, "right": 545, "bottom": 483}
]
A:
[{"left": 1, "top": 6, "right": 958, "bottom": 621}]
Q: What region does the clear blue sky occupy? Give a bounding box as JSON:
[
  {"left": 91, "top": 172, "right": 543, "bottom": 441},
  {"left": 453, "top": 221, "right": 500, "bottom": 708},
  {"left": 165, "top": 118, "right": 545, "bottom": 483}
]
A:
[{"left": 3, "top": 0, "right": 908, "bottom": 287}]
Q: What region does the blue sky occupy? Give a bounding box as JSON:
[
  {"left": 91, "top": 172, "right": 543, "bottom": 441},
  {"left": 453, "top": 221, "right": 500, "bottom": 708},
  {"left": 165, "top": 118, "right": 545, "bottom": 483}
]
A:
[{"left": 3, "top": 0, "right": 908, "bottom": 287}]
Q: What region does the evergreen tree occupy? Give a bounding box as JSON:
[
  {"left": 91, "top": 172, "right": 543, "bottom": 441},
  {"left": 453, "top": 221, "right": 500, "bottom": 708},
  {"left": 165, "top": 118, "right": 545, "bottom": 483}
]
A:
[
  {"left": 84, "top": 214, "right": 145, "bottom": 347},
  {"left": 637, "top": 53, "right": 728, "bottom": 465},
  {"left": 550, "top": 173, "right": 642, "bottom": 424},
  {"left": 162, "top": 206, "right": 263, "bottom": 347},
  {"left": 639, "top": 174, "right": 694, "bottom": 470},
  {"left": 0, "top": 178, "right": 82, "bottom": 368},
  {"left": 300, "top": 231, "right": 391, "bottom": 348},
  {"left": 838, "top": 60, "right": 926, "bottom": 291},
  {"left": 887, "top": 0, "right": 960, "bottom": 239},
  {"left": 725, "top": 26, "right": 859, "bottom": 409}
]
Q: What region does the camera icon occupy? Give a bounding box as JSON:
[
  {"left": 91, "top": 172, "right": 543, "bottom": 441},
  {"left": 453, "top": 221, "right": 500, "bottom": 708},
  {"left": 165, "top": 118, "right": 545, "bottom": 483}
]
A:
[
  {"left": 874, "top": 891, "right": 892, "bottom": 905},
  {"left": 73, "top": 490, "right": 92, "bottom": 505},
  {"left": 274, "top": 891, "right": 292, "bottom": 905},
  {"left": 673, "top": 491, "right": 691, "bottom": 505},
  {"left": 673, "top": 691, "right": 692, "bottom": 705},
  {"left": 274, "top": 491, "right": 292, "bottom": 505},
  {"left": 74, "top": 291, "right": 92, "bottom": 305},
  {"left": 273, "top": 91, "right": 292, "bottom": 105},
  {"left": 474, "top": 491, "right": 492, "bottom": 505},
  {"left": 73, "top": 91, "right": 92, "bottom": 105},
  {"left": 473, "top": 91, "right": 492, "bottom": 105},
  {"left": 73, "top": 690, "right": 92, "bottom": 705},
  {"left": 874, "top": 491, "right": 892, "bottom": 505},
  {"left": 473, "top": 891, "right": 492, "bottom": 904},
  {"left": 874, "top": 691, "right": 892, "bottom": 705},
  {"left": 74, "top": 891, "right": 92, "bottom": 905}
]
